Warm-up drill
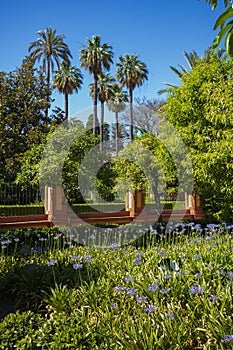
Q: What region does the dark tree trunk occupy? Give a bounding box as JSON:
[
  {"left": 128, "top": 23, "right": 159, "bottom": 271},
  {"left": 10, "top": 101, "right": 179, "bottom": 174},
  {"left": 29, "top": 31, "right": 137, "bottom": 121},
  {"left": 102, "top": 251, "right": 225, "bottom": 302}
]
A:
[
  {"left": 129, "top": 88, "right": 133, "bottom": 142},
  {"left": 100, "top": 101, "right": 104, "bottom": 151},
  {"left": 45, "top": 57, "right": 51, "bottom": 120},
  {"left": 115, "top": 111, "right": 119, "bottom": 154},
  {"left": 64, "top": 93, "right": 69, "bottom": 128},
  {"left": 93, "top": 73, "right": 98, "bottom": 135}
]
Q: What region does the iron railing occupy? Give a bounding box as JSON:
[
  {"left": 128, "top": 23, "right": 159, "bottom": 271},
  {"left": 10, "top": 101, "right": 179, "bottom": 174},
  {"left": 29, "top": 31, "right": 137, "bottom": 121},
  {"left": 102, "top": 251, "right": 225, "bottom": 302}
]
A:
[{"left": 0, "top": 184, "right": 44, "bottom": 216}]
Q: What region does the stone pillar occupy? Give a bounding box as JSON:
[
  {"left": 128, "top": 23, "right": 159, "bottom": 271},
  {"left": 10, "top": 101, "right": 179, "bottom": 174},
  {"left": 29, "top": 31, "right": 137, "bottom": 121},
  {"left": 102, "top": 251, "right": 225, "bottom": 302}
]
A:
[
  {"left": 44, "top": 186, "right": 53, "bottom": 222},
  {"left": 186, "top": 192, "right": 204, "bottom": 219},
  {"left": 125, "top": 191, "right": 145, "bottom": 217},
  {"left": 45, "top": 186, "right": 69, "bottom": 226}
]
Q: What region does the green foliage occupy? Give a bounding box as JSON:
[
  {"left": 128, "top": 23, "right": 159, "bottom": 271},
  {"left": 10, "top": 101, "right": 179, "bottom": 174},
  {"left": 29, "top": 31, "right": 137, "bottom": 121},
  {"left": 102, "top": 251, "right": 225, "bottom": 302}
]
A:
[
  {"left": 201, "top": 0, "right": 233, "bottom": 56},
  {"left": 0, "top": 56, "right": 64, "bottom": 183},
  {"left": 164, "top": 55, "right": 233, "bottom": 220},
  {"left": 0, "top": 224, "right": 233, "bottom": 349}
]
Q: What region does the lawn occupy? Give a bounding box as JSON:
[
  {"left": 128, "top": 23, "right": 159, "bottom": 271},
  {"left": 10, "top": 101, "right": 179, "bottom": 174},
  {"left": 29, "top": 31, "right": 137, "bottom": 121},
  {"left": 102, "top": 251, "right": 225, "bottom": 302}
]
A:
[{"left": 0, "top": 222, "right": 232, "bottom": 349}]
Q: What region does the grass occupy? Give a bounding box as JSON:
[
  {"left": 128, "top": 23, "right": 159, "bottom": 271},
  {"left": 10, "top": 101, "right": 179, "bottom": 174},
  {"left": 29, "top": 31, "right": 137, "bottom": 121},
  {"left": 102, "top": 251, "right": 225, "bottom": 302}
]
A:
[{"left": 0, "top": 222, "right": 232, "bottom": 349}]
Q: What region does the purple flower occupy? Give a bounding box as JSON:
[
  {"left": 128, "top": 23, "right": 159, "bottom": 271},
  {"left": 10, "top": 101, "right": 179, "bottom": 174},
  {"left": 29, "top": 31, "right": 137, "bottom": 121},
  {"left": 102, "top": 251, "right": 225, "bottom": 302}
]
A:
[
  {"left": 176, "top": 271, "right": 183, "bottom": 277},
  {"left": 196, "top": 272, "right": 202, "bottom": 278},
  {"left": 1, "top": 239, "right": 12, "bottom": 245},
  {"left": 193, "top": 254, "right": 201, "bottom": 260},
  {"left": 73, "top": 262, "right": 83, "bottom": 269},
  {"left": 190, "top": 285, "right": 204, "bottom": 295},
  {"left": 71, "top": 255, "right": 80, "bottom": 261},
  {"left": 114, "top": 286, "right": 126, "bottom": 292},
  {"left": 136, "top": 252, "right": 144, "bottom": 257},
  {"left": 165, "top": 311, "right": 174, "bottom": 319},
  {"left": 137, "top": 296, "right": 147, "bottom": 303},
  {"left": 48, "top": 260, "right": 56, "bottom": 266},
  {"left": 208, "top": 265, "right": 214, "bottom": 270},
  {"left": 124, "top": 277, "right": 134, "bottom": 283},
  {"left": 158, "top": 251, "right": 166, "bottom": 257},
  {"left": 209, "top": 295, "right": 219, "bottom": 303},
  {"left": 134, "top": 257, "right": 142, "bottom": 265},
  {"left": 160, "top": 288, "right": 171, "bottom": 294},
  {"left": 221, "top": 335, "right": 233, "bottom": 343},
  {"left": 144, "top": 305, "right": 157, "bottom": 314},
  {"left": 227, "top": 272, "right": 233, "bottom": 279},
  {"left": 85, "top": 255, "right": 93, "bottom": 263},
  {"left": 164, "top": 273, "right": 172, "bottom": 279},
  {"left": 126, "top": 288, "right": 138, "bottom": 295},
  {"left": 217, "top": 269, "right": 226, "bottom": 275},
  {"left": 14, "top": 237, "right": 20, "bottom": 242},
  {"left": 148, "top": 282, "right": 160, "bottom": 292},
  {"left": 111, "top": 302, "right": 118, "bottom": 309}
]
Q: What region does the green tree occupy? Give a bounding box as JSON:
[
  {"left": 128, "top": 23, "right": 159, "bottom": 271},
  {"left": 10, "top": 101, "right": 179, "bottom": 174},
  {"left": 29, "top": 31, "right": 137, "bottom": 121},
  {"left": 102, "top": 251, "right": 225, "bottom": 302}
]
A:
[
  {"left": 164, "top": 54, "right": 233, "bottom": 220},
  {"left": 29, "top": 27, "right": 72, "bottom": 117},
  {"left": 113, "top": 136, "right": 176, "bottom": 222},
  {"left": 89, "top": 72, "right": 114, "bottom": 150},
  {"left": 17, "top": 123, "right": 116, "bottom": 203},
  {"left": 0, "top": 56, "right": 64, "bottom": 182},
  {"left": 53, "top": 61, "right": 83, "bottom": 125},
  {"left": 107, "top": 84, "right": 128, "bottom": 154},
  {"left": 116, "top": 54, "right": 148, "bottom": 142},
  {"left": 80, "top": 35, "right": 113, "bottom": 135}
]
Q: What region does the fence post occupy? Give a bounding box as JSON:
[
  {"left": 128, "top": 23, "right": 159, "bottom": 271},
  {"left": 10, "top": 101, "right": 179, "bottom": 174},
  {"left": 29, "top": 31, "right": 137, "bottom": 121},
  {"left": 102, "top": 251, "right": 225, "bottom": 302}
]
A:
[
  {"left": 45, "top": 186, "right": 70, "bottom": 225},
  {"left": 185, "top": 192, "right": 204, "bottom": 219},
  {"left": 125, "top": 191, "right": 145, "bottom": 218}
]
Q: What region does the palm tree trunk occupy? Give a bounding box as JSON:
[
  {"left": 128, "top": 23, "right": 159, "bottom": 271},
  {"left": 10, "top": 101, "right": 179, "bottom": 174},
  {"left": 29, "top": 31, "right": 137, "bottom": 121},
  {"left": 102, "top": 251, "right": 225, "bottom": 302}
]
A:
[
  {"left": 100, "top": 101, "right": 104, "bottom": 151},
  {"left": 129, "top": 88, "right": 133, "bottom": 142},
  {"left": 93, "top": 73, "right": 98, "bottom": 135},
  {"left": 45, "top": 56, "right": 51, "bottom": 119},
  {"left": 115, "top": 111, "right": 119, "bottom": 154},
  {"left": 64, "top": 93, "right": 69, "bottom": 128}
]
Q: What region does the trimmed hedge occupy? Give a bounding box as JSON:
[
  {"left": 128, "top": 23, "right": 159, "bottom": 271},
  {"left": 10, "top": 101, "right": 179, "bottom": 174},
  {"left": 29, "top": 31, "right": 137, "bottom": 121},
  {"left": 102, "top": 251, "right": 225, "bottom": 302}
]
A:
[
  {"left": 0, "top": 201, "right": 185, "bottom": 216},
  {"left": 0, "top": 205, "right": 44, "bottom": 217}
]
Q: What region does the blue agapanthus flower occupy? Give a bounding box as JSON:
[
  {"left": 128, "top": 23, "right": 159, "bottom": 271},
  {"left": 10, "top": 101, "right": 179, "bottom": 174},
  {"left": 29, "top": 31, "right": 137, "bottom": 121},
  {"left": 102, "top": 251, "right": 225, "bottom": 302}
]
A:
[
  {"left": 190, "top": 285, "right": 204, "bottom": 295},
  {"left": 144, "top": 305, "right": 157, "bottom": 314},
  {"left": 73, "top": 262, "right": 83, "bottom": 269},
  {"left": 221, "top": 335, "right": 233, "bottom": 343}
]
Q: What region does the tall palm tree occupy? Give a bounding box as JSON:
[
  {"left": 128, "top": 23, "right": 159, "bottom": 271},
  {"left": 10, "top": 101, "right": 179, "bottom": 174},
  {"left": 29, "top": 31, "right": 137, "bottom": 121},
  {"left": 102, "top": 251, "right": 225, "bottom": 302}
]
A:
[
  {"left": 29, "top": 27, "right": 72, "bottom": 117},
  {"left": 116, "top": 54, "right": 148, "bottom": 142},
  {"left": 90, "top": 72, "right": 114, "bottom": 150},
  {"left": 80, "top": 35, "right": 113, "bottom": 135},
  {"left": 53, "top": 61, "right": 83, "bottom": 126},
  {"left": 107, "top": 84, "right": 128, "bottom": 154}
]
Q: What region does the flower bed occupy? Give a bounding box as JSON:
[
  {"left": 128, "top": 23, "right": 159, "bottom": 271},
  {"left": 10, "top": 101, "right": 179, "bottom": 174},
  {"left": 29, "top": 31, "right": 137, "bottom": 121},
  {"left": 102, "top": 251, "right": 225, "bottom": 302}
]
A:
[{"left": 0, "top": 222, "right": 232, "bottom": 349}]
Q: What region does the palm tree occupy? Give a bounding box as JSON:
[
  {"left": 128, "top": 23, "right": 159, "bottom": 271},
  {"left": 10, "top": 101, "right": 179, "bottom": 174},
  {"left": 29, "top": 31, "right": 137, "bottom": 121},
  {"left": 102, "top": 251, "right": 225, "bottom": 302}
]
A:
[
  {"left": 29, "top": 27, "right": 72, "bottom": 117},
  {"left": 90, "top": 72, "right": 114, "bottom": 150},
  {"left": 107, "top": 84, "right": 128, "bottom": 154},
  {"left": 80, "top": 35, "right": 113, "bottom": 135},
  {"left": 53, "top": 61, "right": 83, "bottom": 126},
  {"left": 158, "top": 47, "right": 225, "bottom": 94},
  {"left": 116, "top": 54, "right": 148, "bottom": 142}
]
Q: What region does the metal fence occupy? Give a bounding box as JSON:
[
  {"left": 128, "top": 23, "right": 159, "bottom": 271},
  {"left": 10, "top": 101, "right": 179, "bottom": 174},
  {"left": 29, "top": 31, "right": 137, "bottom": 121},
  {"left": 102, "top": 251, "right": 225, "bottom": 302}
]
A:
[{"left": 0, "top": 184, "right": 44, "bottom": 216}]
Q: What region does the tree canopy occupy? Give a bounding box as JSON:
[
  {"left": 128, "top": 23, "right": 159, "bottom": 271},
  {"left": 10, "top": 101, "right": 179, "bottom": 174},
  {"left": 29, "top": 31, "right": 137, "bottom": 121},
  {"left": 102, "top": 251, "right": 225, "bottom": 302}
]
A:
[
  {"left": 0, "top": 57, "right": 64, "bottom": 182},
  {"left": 164, "top": 55, "right": 233, "bottom": 220}
]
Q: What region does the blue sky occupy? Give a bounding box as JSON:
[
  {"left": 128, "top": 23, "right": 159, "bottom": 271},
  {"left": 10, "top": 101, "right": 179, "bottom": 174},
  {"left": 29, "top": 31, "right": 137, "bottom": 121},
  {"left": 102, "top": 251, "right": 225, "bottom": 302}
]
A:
[{"left": 0, "top": 0, "right": 225, "bottom": 117}]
